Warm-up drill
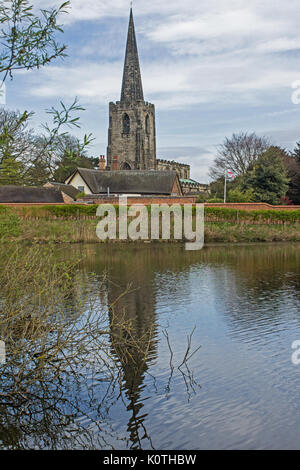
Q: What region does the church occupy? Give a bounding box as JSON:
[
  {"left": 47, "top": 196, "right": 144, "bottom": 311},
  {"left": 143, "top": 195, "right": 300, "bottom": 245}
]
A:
[
  {"left": 106, "top": 8, "right": 156, "bottom": 171},
  {"left": 65, "top": 8, "right": 207, "bottom": 197}
]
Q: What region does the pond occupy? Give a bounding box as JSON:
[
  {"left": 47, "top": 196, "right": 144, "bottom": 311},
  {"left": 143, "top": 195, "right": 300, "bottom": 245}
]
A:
[{"left": 1, "top": 243, "right": 300, "bottom": 450}]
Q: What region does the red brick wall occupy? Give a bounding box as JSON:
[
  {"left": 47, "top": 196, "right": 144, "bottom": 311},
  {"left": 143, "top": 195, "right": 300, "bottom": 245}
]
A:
[
  {"left": 205, "top": 203, "right": 300, "bottom": 211},
  {"left": 0, "top": 203, "right": 66, "bottom": 207},
  {"left": 2, "top": 201, "right": 299, "bottom": 210},
  {"left": 81, "top": 196, "right": 197, "bottom": 205}
]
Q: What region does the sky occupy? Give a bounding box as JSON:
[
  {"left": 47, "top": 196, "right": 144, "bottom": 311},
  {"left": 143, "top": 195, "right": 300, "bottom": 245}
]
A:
[{"left": 6, "top": 0, "right": 300, "bottom": 183}]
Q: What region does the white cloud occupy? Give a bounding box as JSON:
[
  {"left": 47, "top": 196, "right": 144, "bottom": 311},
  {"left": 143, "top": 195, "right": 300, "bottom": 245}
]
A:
[
  {"left": 19, "top": 0, "right": 300, "bottom": 181},
  {"left": 26, "top": 47, "right": 300, "bottom": 112}
]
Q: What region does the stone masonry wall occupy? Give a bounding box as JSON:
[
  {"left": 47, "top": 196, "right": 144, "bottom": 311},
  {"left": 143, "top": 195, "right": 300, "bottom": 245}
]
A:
[
  {"left": 107, "top": 100, "right": 156, "bottom": 171},
  {"left": 156, "top": 159, "right": 190, "bottom": 179}
]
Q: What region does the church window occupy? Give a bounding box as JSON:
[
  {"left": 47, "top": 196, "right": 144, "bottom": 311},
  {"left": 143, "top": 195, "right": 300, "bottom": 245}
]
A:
[
  {"left": 123, "top": 113, "right": 130, "bottom": 134},
  {"left": 145, "top": 115, "right": 150, "bottom": 134}
]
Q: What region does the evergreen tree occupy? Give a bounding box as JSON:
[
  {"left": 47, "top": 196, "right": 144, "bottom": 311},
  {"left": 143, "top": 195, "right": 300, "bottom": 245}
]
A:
[
  {"left": 282, "top": 148, "right": 300, "bottom": 204},
  {"left": 52, "top": 135, "right": 98, "bottom": 182},
  {"left": 0, "top": 157, "right": 25, "bottom": 185},
  {"left": 292, "top": 141, "right": 300, "bottom": 163},
  {"left": 242, "top": 146, "right": 289, "bottom": 205}
]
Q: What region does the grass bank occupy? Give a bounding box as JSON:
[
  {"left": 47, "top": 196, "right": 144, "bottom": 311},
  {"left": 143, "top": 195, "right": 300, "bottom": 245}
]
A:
[
  {"left": 1, "top": 218, "right": 300, "bottom": 244},
  {"left": 2, "top": 204, "right": 300, "bottom": 224},
  {"left": 1, "top": 205, "right": 300, "bottom": 243}
]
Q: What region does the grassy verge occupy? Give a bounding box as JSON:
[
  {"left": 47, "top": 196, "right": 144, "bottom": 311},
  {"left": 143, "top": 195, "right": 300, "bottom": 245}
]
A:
[
  {"left": 2, "top": 204, "right": 300, "bottom": 224},
  {"left": 2, "top": 206, "right": 300, "bottom": 243},
  {"left": 1, "top": 218, "right": 300, "bottom": 243},
  {"left": 205, "top": 222, "right": 300, "bottom": 243}
]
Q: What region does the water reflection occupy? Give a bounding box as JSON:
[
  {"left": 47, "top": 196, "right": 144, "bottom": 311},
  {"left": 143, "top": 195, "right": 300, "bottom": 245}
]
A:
[
  {"left": 106, "top": 276, "right": 159, "bottom": 449},
  {"left": 1, "top": 243, "right": 300, "bottom": 449},
  {"left": 74, "top": 244, "right": 300, "bottom": 449}
]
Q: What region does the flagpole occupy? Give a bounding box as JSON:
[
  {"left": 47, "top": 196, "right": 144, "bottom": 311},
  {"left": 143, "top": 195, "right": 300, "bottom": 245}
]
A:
[{"left": 224, "top": 169, "right": 227, "bottom": 204}]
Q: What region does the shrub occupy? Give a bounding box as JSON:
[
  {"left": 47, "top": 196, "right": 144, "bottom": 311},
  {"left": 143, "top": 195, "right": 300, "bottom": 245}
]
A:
[
  {"left": 0, "top": 208, "right": 20, "bottom": 239},
  {"left": 75, "top": 191, "right": 86, "bottom": 200},
  {"left": 196, "top": 192, "right": 210, "bottom": 203},
  {"left": 227, "top": 188, "right": 254, "bottom": 203},
  {"left": 207, "top": 198, "right": 224, "bottom": 203},
  {"left": 204, "top": 206, "right": 300, "bottom": 224}
]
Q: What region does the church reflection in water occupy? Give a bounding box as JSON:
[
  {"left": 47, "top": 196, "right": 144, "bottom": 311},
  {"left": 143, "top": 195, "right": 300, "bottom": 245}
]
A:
[
  {"left": 104, "top": 253, "right": 159, "bottom": 449},
  {"left": 3, "top": 242, "right": 300, "bottom": 450},
  {"left": 80, "top": 244, "right": 203, "bottom": 449}
]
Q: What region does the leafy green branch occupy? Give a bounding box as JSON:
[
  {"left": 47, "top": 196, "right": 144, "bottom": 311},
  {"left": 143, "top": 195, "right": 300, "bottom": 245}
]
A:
[{"left": 0, "top": 0, "right": 70, "bottom": 84}]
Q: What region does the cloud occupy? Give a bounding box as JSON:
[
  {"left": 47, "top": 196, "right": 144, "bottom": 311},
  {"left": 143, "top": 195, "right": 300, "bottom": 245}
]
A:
[
  {"left": 157, "top": 146, "right": 215, "bottom": 183},
  {"left": 16, "top": 0, "right": 300, "bottom": 181},
  {"left": 27, "top": 0, "right": 300, "bottom": 111},
  {"left": 25, "top": 48, "right": 299, "bottom": 113}
]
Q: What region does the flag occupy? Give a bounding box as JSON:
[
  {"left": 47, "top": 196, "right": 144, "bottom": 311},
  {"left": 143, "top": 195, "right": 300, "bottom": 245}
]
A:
[{"left": 226, "top": 170, "right": 235, "bottom": 179}]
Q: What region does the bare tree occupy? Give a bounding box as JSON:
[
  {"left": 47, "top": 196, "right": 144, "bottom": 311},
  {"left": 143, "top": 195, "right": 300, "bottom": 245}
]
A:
[{"left": 209, "top": 132, "right": 270, "bottom": 181}]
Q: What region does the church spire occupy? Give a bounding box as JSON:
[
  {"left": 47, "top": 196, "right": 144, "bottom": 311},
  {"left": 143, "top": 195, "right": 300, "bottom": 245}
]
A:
[{"left": 121, "top": 8, "right": 144, "bottom": 102}]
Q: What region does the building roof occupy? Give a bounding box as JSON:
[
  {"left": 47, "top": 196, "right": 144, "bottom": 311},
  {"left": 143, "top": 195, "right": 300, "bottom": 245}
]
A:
[
  {"left": 158, "top": 159, "right": 190, "bottom": 168},
  {"left": 180, "top": 178, "right": 208, "bottom": 186},
  {"left": 46, "top": 182, "right": 79, "bottom": 200},
  {"left": 121, "top": 8, "right": 144, "bottom": 102},
  {"left": 67, "top": 168, "right": 181, "bottom": 195},
  {"left": 0, "top": 186, "right": 64, "bottom": 203}
]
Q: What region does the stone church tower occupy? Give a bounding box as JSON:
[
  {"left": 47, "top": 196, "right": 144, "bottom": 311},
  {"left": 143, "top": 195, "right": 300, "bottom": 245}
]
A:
[{"left": 107, "top": 9, "right": 156, "bottom": 170}]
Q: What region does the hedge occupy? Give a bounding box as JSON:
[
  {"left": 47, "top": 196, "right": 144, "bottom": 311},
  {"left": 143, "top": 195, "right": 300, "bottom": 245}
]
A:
[
  {"left": 1, "top": 204, "right": 300, "bottom": 225},
  {"left": 204, "top": 207, "right": 300, "bottom": 224}
]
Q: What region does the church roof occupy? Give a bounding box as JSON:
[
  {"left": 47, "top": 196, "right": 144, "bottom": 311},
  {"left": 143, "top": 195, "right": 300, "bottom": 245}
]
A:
[
  {"left": 0, "top": 186, "right": 64, "bottom": 203},
  {"left": 180, "top": 178, "right": 208, "bottom": 186},
  {"left": 120, "top": 8, "right": 144, "bottom": 102},
  {"left": 68, "top": 168, "right": 181, "bottom": 195}
]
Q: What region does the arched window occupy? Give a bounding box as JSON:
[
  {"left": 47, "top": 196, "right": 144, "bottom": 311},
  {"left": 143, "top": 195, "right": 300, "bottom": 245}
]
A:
[
  {"left": 123, "top": 113, "right": 130, "bottom": 134},
  {"left": 121, "top": 162, "right": 131, "bottom": 170},
  {"left": 145, "top": 115, "right": 150, "bottom": 134}
]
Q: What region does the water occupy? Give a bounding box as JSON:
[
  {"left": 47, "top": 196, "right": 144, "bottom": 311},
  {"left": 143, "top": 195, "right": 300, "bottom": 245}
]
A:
[{"left": 2, "top": 243, "right": 300, "bottom": 449}]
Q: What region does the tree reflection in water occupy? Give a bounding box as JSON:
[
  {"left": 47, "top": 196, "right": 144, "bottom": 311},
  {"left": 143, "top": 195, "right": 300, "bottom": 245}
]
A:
[{"left": 0, "top": 246, "right": 200, "bottom": 450}]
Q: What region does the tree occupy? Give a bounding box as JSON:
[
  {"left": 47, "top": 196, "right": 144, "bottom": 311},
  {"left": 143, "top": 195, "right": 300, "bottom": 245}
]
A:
[
  {"left": 209, "top": 132, "right": 270, "bottom": 180},
  {"left": 282, "top": 147, "right": 300, "bottom": 204},
  {"left": 29, "top": 99, "right": 94, "bottom": 183},
  {"left": 0, "top": 108, "right": 35, "bottom": 184},
  {"left": 0, "top": 155, "right": 25, "bottom": 184},
  {"left": 242, "top": 146, "right": 289, "bottom": 205},
  {"left": 0, "top": 0, "right": 70, "bottom": 85},
  {"left": 227, "top": 188, "right": 254, "bottom": 203},
  {"left": 292, "top": 141, "right": 300, "bottom": 164},
  {"left": 209, "top": 177, "right": 226, "bottom": 199},
  {"left": 52, "top": 134, "right": 98, "bottom": 183},
  {"left": 0, "top": 100, "right": 94, "bottom": 186},
  {"left": 0, "top": 2, "right": 96, "bottom": 186}
]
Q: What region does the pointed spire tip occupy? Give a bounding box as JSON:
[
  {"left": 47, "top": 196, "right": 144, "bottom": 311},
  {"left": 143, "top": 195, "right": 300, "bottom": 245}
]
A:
[{"left": 121, "top": 3, "right": 144, "bottom": 102}]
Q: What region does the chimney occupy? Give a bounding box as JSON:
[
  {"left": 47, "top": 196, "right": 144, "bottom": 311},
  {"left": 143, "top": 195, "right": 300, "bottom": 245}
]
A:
[
  {"left": 112, "top": 155, "right": 119, "bottom": 171},
  {"left": 98, "top": 155, "right": 106, "bottom": 170}
]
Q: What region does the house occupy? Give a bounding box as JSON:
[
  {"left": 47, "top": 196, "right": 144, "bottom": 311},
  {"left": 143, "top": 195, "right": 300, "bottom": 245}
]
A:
[
  {"left": 0, "top": 185, "right": 64, "bottom": 203},
  {"left": 64, "top": 168, "right": 183, "bottom": 197},
  {"left": 44, "top": 182, "right": 79, "bottom": 203}
]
